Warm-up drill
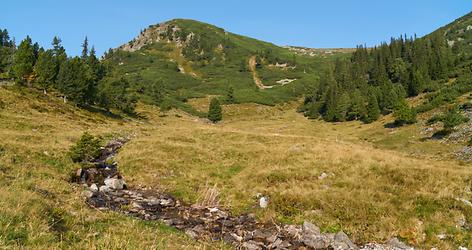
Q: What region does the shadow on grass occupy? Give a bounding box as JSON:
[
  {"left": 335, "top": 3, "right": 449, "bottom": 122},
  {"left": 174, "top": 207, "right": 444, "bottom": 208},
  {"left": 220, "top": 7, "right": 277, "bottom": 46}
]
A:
[{"left": 83, "top": 106, "right": 123, "bottom": 120}]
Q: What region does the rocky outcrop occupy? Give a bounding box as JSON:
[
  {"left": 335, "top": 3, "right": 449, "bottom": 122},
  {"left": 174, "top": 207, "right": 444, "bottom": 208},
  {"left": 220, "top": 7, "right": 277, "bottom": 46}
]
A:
[{"left": 72, "top": 139, "right": 414, "bottom": 250}]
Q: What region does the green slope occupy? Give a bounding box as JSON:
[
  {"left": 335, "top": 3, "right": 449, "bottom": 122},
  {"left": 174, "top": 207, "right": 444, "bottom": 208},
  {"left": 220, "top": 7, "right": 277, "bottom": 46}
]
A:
[{"left": 102, "top": 19, "right": 342, "bottom": 114}]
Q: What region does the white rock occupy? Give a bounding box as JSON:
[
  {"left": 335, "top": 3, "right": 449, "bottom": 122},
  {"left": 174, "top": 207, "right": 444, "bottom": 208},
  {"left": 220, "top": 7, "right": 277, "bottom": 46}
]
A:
[
  {"left": 90, "top": 184, "right": 98, "bottom": 192},
  {"left": 259, "top": 197, "right": 268, "bottom": 208},
  {"left": 437, "top": 233, "right": 447, "bottom": 240},
  {"left": 209, "top": 207, "right": 219, "bottom": 213},
  {"left": 82, "top": 190, "right": 94, "bottom": 198},
  {"left": 459, "top": 247, "right": 468, "bottom": 250},
  {"left": 318, "top": 172, "right": 328, "bottom": 180},
  {"left": 99, "top": 185, "right": 110, "bottom": 192},
  {"left": 104, "top": 178, "right": 125, "bottom": 190}
]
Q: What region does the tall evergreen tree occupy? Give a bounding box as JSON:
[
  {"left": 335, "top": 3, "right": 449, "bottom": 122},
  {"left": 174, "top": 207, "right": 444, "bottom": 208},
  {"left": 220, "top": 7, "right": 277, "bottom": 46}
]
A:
[
  {"left": 97, "top": 78, "right": 137, "bottom": 114},
  {"left": 13, "top": 36, "right": 36, "bottom": 84},
  {"left": 208, "top": 98, "right": 222, "bottom": 123},
  {"left": 81, "top": 36, "right": 89, "bottom": 60},
  {"left": 364, "top": 90, "right": 381, "bottom": 123},
  {"left": 56, "top": 57, "right": 94, "bottom": 105},
  {"left": 34, "top": 49, "right": 57, "bottom": 92}
]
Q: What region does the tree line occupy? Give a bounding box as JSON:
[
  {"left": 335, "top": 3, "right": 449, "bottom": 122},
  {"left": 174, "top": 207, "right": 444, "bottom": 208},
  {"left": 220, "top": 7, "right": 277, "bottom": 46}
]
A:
[
  {"left": 0, "top": 29, "right": 137, "bottom": 114},
  {"left": 299, "top": 32, "right": 455, "bottom": 125}
]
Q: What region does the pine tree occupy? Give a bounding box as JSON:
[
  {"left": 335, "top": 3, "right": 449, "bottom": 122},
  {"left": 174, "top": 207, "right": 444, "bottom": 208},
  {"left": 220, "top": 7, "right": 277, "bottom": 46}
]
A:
[
  {"left": 0, "top": 28, "right": 14, "bottom": 75},
  {"left": 13, "top": 36, "right": 36, "bottom": 84},
  {"left": 226, "top": 86, "right": 236, "bottom": 104},
  {"left": 81, "top": 36, "right": 89, "bottom": 60},
  {"left": 408, "top": 69, "right": 425, "bottom": 96},
  {"left": 34, "top": 49, "right": 57, "bottom": 91},
  {"left": 52, "top": 36, "right": 67, "bottom": 67},
  {"left": 347, "top": 90, "right": 366, "bottom": 121},
  {"left": 334, "top": 91, "right": 351, "bottom": 121},
  {"left": 56, "top": 57, "right": 94, "bottom": 106},
  {"left": 87, "top": 46, "right": 104, "bottom": 82},
  {"left": 97, "top": 78, "right": 137, "bottom": 114},
  {"left": 393, "top": 99, "right": 417, "bottom": 125},
  {"left": 208, "top": 98, "right": 222, "bottom": 123},
  {"left": 364, "top": 90, "right": 380, "bottom": 123}
]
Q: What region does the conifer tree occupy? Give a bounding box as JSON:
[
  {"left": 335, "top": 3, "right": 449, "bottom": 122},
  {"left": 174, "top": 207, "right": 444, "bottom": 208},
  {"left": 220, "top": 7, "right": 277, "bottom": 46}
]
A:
[
  {"left": 34, "top": 49, "right": 57, "bottom": 92},
  {"left": 226, "top": 86, "right": 236, "bottom": 104},
  {"left": 208, "top": 98, "right": 222, "bottom": 123},
  {"left": 364, "top": 91, "right": 380, "bottom": 123},
  {"left": 393, "top": 99, "right": 417, "bottom": 125},
  {"left": 13, "top": 36, "right": 36, "bottom": 84},
  {"left": 56, "top": 57, "right": 94, "bottom": 105},
  {"left": 81, "top": 36, "right": 89, "bottom": 60},
  {"left": 97, "top": 78, "right": 137, "bottom": 114}
]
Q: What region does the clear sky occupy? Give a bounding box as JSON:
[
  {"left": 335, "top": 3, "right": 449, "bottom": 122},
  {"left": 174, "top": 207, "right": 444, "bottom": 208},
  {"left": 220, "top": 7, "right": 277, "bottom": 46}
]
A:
[{"left": 2, "top": 1, "right": 471, "bottom": 56}]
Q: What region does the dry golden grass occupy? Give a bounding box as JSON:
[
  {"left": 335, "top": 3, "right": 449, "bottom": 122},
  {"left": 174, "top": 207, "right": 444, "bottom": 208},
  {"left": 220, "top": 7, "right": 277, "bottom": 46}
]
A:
[
  {"left": 0, "top": 87, "right": 471, "bottom": 249},
  {"left": 0, "top": 87, "right": 219, "bottom": 249}
]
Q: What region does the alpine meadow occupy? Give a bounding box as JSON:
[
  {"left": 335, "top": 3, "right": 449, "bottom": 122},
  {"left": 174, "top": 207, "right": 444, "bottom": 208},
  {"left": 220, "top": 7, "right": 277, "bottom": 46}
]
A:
[{"left": 1, "top": 3, "right": 472, "bottom": 250}]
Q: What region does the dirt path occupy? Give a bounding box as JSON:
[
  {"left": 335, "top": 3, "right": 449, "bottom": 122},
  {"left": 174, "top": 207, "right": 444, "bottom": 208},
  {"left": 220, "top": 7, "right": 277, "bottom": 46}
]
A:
[{"left": 248, "top": 56, "right": 273, "bottom": 90}]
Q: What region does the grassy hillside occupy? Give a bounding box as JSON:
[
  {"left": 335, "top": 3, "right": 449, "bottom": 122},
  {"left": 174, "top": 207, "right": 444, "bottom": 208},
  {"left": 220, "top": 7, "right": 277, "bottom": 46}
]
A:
[
  {"left": 1, "top": 85, "right": 470, "bottom": 248},
  {"left": 103, "top": 19, "right": 343, "bottom": 114},
  {"left": 0, "top": 86, "right": 220, "bottom": 249}
]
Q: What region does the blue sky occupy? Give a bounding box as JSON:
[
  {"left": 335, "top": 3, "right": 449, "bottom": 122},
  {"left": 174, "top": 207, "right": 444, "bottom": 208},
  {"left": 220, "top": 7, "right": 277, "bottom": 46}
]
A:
[{"left": 2, "top": 1, "right": 471, "bottom": 56}]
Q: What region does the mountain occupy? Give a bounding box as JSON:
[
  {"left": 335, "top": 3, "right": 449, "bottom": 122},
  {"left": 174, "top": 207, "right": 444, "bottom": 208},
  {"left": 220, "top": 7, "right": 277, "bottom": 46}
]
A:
[
  {"left": 103, "top": 19, "right": 341, "bottom": 114},
  {"left": 436, "top": 11, "right": 472, "bottom": 56}
]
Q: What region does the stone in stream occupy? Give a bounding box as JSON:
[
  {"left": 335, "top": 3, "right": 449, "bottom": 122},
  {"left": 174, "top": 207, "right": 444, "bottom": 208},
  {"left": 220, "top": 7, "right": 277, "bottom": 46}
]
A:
[
  {"left": 89, "top": 183, "right": 98, "bottom": 192},
  {"left": 104, "top": 177, "right": 126, "bottom": 190}
]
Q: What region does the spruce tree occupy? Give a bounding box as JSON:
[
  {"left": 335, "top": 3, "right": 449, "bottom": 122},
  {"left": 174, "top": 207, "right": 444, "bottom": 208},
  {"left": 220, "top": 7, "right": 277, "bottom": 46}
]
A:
[
  {"left": 393, "top": 100, "right": 417, "bottom": 125},
  {"left": 34, "top": 49, "right": 57, "bottom": 92},
  {"left": 226, "top": 86, "right": 236, "bottom": 104},
  {"left": 56, "top": 57, "right": 94, "bottom": 106},
  {"left": 81, "top": 36, "right": 89, "bottom": 60},
  {"left": 408, "top": 69, "right": 425, "bottom": 96},
  {"left": 364, "top": 91, "right": 381, "bottom": 123},
  {"left": 13, "top": 36, "right": 36, "bottom": 84},
  {"left": 97, "top": 78, "right": 137, "bottom": 114},
  {"left": 208, "top": 98, "right": 222, "bottom": 123}
]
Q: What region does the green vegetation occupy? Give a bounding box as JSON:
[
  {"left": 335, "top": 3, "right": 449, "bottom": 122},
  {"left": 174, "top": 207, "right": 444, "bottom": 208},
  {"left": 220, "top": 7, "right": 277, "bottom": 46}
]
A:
[
  {"left": 300, "top": 32, "right": 454, "bottom": 123},
  {"left": 427, "top": 105, "right": 469, "bottom": 133},
  {"left": 207, "top": 97, "right": 222, "bottom": 123},
  {"left": 69, "top": 132, "right": 102, "bottom": 163}
]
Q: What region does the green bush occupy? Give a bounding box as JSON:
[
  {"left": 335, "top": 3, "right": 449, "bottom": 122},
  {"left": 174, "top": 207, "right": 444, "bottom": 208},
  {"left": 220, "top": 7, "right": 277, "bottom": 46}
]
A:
[{"left": 69, "top": 132, "right": 102, "bottom": 163}]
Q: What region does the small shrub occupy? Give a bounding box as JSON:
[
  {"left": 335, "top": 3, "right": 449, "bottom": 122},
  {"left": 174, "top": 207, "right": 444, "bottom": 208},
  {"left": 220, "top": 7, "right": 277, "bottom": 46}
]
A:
[{"left": 69, "top": 132, "right": 102, "bottom": 163}]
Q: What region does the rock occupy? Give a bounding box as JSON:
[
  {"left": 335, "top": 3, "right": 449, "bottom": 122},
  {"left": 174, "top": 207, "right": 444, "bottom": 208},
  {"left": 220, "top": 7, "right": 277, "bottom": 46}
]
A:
[
  {"left": 242, "top": 240, "right": 262, "bottom": 250},
  {"left": 318, "top": 172, "right": 328, "bottom": 180},
  {"left": 99, "top": 185, "right": 110, "bottom": 192},
  {"left": 259, "top": 197, "right": 268, "bottom": 208},
  {"left": 332, "top": 231, "right": 358, "bottom": 250},
  {"left": 459, "top": 247, "right": 468, "bottom": 250},
  {"left": 208, "top": 207, "right": 219, "bottom": 213},
  {"left": 285, "top": 224, "right": 302, "bottom": 238},
  {"left": 387, "top": 238, "right": 413, "bottom": 250},
  {"left": 104, "top": 177, "right": 125, "bottom": 190},
  {"left": 82, "top": 190, "right": 94, "bottom": 198},
  {"left": 185, "top": 229, "right": 198, "bottom": 239},
  {"left": 436, "top": 233, "right": 447, "bottom": 240},
  {"left": 302, "top": 234, "right": 331, "bottom": 249},
  {"left": 303, "top": 221, "right": 321, "bottom": 235},
  {"left": 230, "top": 232, "right": 243, "bottom": 242},
  {"left": 90, "top": 183, "right": 98, "bottom": 192}
]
